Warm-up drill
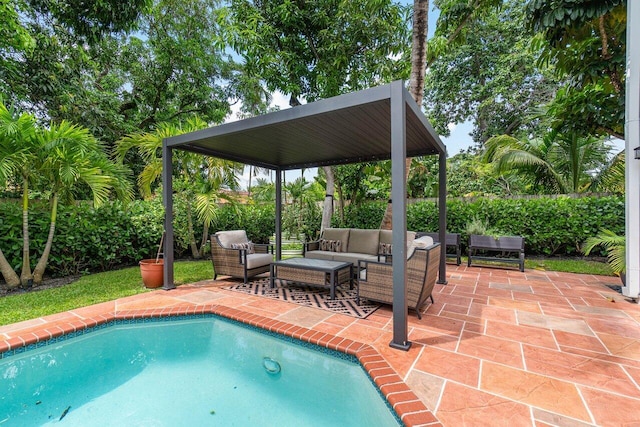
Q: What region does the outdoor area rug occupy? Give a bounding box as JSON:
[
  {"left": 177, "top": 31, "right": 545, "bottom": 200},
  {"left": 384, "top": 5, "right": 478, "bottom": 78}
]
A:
[{"left": 224, "top": 278, "right": 380, "bottom": 319}]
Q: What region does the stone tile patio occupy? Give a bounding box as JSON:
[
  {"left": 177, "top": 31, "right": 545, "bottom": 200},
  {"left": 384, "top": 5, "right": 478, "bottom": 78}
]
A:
[{"left": 2, "top": 265, "right": 640, "bottom": 426}]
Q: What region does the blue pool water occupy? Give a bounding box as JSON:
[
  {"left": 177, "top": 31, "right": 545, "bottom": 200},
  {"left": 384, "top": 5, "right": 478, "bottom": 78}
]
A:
[{"left": 0, "top": 317, "right": 401, "bottom": 426}]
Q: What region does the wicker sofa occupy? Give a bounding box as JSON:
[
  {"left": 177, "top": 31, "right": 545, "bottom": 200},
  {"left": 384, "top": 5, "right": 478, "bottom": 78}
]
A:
[
  {"left": 303, "top": 228, "right": 417, "bottom": 266},
  {"left": 357, "top": 238, "right": 441, "bottom": 319}
]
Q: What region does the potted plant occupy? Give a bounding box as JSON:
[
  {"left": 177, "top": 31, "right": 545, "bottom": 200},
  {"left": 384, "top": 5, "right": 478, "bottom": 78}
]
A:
[
  {"left": 582, "top": 229, "right": 626, "bottom": 284},
  {"left": 139, "top": 234, "right": 165, "bottom": 289}
]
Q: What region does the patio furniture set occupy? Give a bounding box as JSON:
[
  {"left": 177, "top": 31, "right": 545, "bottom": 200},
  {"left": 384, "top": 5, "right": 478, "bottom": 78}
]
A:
[
  {"left": 211, "top": 228, "right": 442, "bottom": 318},
  {"left": 210, "top": 228, "right": 525, "bottom": 318}
]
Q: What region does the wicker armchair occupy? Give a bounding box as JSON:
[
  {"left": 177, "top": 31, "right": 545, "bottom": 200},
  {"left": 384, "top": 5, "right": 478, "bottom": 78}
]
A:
[
  {"left": 210, "top": 230, "right": 274, "bottom": 283},
  {"left": 357, "top": 242, "right": 441, "bottom": 319}
]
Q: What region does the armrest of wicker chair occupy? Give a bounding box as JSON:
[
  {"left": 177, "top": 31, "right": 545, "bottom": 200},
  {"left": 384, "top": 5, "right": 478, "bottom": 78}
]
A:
[
  {"left": 356, "top": 243, "right": 440, "bottom": 319},
  {"left": 303, "top": 240, "right": 320, "bottom": 256},
  {"left": 253, "top": 243, "right": 274, "bottom": 254}
]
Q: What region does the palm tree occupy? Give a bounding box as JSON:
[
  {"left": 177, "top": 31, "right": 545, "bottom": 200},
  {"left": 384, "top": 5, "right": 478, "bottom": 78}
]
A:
[
  {"left": 379, "top": 0, "right": 431, "bottom": 230},
  {"left": 0, "top": 103, "right": 28, "bottom": 289},
  {"left": 483, "top": 131, "right": 611, "bottom": 194},
  {"left": 117, "top": 117, "right": 243, "bottom": 258},
  {"left": 591, "top": 150, "right": 625, "bottom": 194},
  {"left": 32, "top": 121, "right": 133, "bottom": 283},
  {"left": 245, "top": 165, "right": 270, "bottom": 198},
  {"left": 1, "top": 103, "right": 132, "bottom": 286},
  {"left": 583, "top": 229, "right": 625, "bottom": 277},
  {"left": 0, "top": 103, "right": 36, "bottom": 288},
  {"left": 251, "top": 177, "right": 276, "bottom": 203}
]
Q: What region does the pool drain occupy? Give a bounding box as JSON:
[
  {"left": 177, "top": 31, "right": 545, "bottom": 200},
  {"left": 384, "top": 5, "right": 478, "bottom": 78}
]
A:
[{"left": 262, "top": 357, "right": 281, "bottom": 374}]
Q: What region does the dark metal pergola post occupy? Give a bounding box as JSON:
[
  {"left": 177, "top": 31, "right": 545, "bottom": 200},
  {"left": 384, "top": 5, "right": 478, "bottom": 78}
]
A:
[
  {"left": 438, "top": 151, "right": 448, "bottom": 284},
  {"left": 275, "top": 169, "right": 282, "bottom": 260},
  {"left": 162, "top": 144, "right": 175, "bottom": 290},
  {"left": 389, "top": 81, "right": 410, "bottom": 351}
]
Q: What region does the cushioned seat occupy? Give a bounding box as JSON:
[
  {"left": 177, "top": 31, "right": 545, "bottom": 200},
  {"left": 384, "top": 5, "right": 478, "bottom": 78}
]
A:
[{"left": 210, "top": 230, "right": 273, "bottom": 283}]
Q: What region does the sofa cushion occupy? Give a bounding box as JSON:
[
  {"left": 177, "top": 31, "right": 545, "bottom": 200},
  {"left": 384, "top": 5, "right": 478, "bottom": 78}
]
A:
[
  {"left": 244, "top": 253, "right": 273, "bottom": 269},
  {"left": 379, "top": 230, "right": 393, "bottom": 245},
  {"left": 347, "top": 229, "right": 379, "bottom": 255},
  {"left": 304, "top": 250, "right": 336, "bottom": 262},
  {"left": 333, "top": 252, "right": 378, "bottom": 266},
  {"left": 379, "top": 230, "right": 417, "bottom": 245},
  {"left": 321, "top": 228, "right": 350, "bottom": 252},
  {"left": 216, "top": 230, "right": 249, "bottom": 248},
  {"left": 407, "top": 235, "right": 434, "bottom": 259}
]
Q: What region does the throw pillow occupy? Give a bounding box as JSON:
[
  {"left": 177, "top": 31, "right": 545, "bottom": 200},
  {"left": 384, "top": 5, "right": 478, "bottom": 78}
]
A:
[
  {"left": 319, "top": 239, "right": 342, "bottom": 252},
  {"left": 378, "top": 242, "right": 393, "bottom": 255},
  {"left": 230, "top": 242, "right": 255, "bottom": 254}
]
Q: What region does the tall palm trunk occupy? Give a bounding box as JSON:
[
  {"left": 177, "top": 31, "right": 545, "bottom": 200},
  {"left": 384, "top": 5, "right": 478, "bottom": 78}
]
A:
[
  {"left": 320, "top": 166, "right": 335, "bottom": 232},
  {"left": 380, "top": 0, "right": 429, "bottom": 230},
  {"left": 33, "top": 194, "right": 58, "bottom": 284},
  {"left": 20, "top": 177, "right": 32, "bottom": 286},
  {"left": 0, "top": 246, "right": 20, "bottom": 288}
]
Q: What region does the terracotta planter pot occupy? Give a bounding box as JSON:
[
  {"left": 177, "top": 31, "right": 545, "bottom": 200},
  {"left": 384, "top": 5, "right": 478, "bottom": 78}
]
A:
[{"left": 139, "top": 259, "right": 164, "bottom": 289}]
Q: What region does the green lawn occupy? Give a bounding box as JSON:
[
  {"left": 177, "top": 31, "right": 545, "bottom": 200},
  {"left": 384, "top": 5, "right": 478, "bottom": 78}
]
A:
[
  {"left": 0, "top": 260, "right": 212, "bottom": 326},
  {"left": 0, "top": 257, "right": 614, "bottom": 327}
]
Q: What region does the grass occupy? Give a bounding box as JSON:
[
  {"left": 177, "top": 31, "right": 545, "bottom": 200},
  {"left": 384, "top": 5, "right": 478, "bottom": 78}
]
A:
[
  {"left": 0, "top": 260, "right": 212, "bottom": 326},
  {"left": 0, "top": 256, "right": 614, "bottom": 327},
  {"left": 525, "top": 257, "right": 614, "bottom": 276}
]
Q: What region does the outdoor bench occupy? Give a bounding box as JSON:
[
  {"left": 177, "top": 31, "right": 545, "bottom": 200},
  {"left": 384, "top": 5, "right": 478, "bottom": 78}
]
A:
[
  {"left": 467, "top": 234, "right": 525, "bottom": 272},
  {"left": 416, "top": 232, "right": 461, "bottom": 265}
]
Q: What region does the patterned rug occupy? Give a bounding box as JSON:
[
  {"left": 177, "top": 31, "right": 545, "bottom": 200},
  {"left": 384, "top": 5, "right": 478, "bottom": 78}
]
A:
[{"left": 224, "top": 278, "right": 380, "bottom": 319}]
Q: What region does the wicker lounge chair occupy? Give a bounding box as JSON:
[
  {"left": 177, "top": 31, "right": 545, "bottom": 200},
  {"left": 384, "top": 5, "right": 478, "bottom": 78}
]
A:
[
  {"left": 210, "top": 230, "right": 274, "bottom": 283},
  {"left": 357, "top": 239, "right": 441, "bottom": 319}
]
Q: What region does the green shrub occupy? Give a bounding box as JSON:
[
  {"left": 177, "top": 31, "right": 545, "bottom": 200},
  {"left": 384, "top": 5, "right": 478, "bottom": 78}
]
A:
[
  {"left": 338, "top": 196, "right": 624, "bottom": 256},
  {"left": 210, "top": 204, "right": 276, "bottom": 243},
  {"left": 333, "top": 201, "right": 386, "bottom": 229},
  {"left": 0, "top": 195, "right": 622, "bottom": 280}
]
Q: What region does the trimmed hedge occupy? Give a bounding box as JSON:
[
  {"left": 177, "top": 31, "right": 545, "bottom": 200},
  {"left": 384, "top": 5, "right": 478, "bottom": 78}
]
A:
[
  {"left": 0, "top": 200, "right": 278, "bottom": 279},
  {"left": 334, "top": 196, "right": 624, "bottom": 256},
  {"left": 0, "top": 195, "right": 624, "bottom": 279}
]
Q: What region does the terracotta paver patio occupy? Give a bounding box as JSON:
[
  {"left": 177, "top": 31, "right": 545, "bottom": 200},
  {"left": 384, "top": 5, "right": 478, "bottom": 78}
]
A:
[{"left": 2, "top": 265, "right": 639, "bottom": 426}]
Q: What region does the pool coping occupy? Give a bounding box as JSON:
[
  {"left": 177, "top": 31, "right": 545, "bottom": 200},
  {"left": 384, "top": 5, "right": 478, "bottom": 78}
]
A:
[{"left": 0, "top": 304, "right": 441, "bottom": 427}]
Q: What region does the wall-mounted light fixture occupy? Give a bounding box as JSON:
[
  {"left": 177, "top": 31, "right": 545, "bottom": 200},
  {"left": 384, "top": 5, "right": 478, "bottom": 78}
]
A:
[{"left": 635, "top": 146, "right": 640, "bottom": 160}]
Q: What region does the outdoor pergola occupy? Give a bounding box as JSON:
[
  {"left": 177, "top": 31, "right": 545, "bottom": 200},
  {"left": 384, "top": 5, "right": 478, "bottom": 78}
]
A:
[{"left": 161, "top": 80, "right": 447, "bottom": 350}]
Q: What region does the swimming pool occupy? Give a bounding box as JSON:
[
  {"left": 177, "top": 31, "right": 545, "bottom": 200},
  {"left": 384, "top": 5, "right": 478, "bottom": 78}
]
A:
[{"left": 0, "top": 316, "right": 401, "bottom": 426}]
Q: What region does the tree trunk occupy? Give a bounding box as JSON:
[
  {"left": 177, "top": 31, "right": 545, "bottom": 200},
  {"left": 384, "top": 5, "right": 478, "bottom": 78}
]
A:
[
  {"left": 20, "top": 177, "right": 32, "bottom": 286},
  {"left": 321, "top": 166, "right": 335, "bottom": 232},
  {"left": 336, "top": 180, "right": 345, "bottom": 222},
  {"left": 0, "top": 246, "right": 20, "bottom": 289},
  {"left": 186, "top": 201, "right": 200, "bottom": 259},
  {"left": 380, "top": 0, "right": 430, "bottom": 230},
  {"left": 33, "top": 194, "right": 58, "bottom": 284},
  {"left": 247, "top": 165, "right": 253, "bottom": 198},
  {"left": 409, "top": 0, "right": 429, "bottom": 107},
  {"left": 199, "top": 222, "right": 209, "bottom": 257}
]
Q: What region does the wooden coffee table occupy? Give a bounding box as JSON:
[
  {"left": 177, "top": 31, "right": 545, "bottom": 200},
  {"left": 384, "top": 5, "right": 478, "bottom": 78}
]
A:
[{"left": 269, "top": 258, "right": 353, "bottom": 300}]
